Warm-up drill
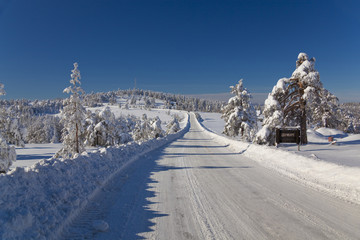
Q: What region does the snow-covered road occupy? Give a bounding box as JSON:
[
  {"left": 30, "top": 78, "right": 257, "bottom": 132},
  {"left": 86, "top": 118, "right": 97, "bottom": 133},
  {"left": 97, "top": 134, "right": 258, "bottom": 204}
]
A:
[{"left": 62, "top": 114, "right": 360, "bottom": 239}]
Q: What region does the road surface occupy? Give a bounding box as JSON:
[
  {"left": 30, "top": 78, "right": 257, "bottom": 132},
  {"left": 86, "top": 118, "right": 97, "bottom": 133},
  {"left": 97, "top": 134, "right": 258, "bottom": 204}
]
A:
[{"left": 62, "top": 114, "right": 360, "bottom": 239}]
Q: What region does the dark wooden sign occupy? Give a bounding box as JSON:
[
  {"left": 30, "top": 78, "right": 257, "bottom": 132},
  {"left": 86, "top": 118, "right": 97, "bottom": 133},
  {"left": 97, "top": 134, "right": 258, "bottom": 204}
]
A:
[{"left": 276, "top": 128, "right": 300, "bottom": 145}]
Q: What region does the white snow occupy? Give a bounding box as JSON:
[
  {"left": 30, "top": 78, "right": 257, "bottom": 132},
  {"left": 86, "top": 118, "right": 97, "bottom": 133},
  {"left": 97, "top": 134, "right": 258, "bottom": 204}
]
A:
[
  {"left": 0, "top": 114, "right": 189, "bottom": 239},
  {"left": 11, "top": 105, "right": 187, "bottom": 170},
  {"left": 12, "top": 143, "right": 62, "bottom": 169},
  {"left": 87, "top": 104, "right": 186, "bottom": 130},
  {"left": 197, "top": 113, "right": 360, "bottom": 205}
]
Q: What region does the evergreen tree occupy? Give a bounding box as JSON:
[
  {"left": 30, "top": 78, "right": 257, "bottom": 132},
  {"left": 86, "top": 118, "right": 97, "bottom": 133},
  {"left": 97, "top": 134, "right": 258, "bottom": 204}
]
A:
[
  {"left": 311, "top": 89, "right": 340, "bottom": 129},
  {"left": 0, "top": 83, "right": 16, "bottom": 172},
  {"left": 221, "top": 79, "right": 258, "bottom": 141},
  {"left": 57, "top": 63, "right": 86, "bottom": 158},
  {"left": 255, "top": 53, "right": 337, "bottom": 145},
  {"left": 254, "top": 78, "right": 287, "bottom": 145}
]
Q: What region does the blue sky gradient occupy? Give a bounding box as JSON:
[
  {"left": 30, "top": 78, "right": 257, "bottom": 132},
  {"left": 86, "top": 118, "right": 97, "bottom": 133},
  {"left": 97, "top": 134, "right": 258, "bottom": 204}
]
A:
[{"left": 0, "top": 0, "right": 359, "bottom": 101}]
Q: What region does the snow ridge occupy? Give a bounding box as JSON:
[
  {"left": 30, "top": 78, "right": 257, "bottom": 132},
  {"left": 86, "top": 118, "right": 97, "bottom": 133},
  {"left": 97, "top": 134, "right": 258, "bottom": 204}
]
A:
[
  {"left": 193, "top": 113, "right": 360, "bottom": 206},
  {"left": 0, "top": 114, "right": 189, "bottom": 239}
]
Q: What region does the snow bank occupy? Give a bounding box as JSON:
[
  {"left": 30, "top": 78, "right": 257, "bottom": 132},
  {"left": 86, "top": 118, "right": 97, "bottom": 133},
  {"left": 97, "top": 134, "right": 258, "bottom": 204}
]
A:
[
  {"left": 315, "top": 127, "right": 348, "bottom": 138},
  {"left": 193, "top": 114, "right": 360, "bottom": 206},
  {"left": 0, "top": 114, "right": 189, "bottom": 239}
]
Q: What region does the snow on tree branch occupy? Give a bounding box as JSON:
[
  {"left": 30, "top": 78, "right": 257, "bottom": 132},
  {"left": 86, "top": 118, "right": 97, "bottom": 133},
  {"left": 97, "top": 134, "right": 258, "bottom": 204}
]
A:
[
  {"left": 56, "top": 63, "right": 86, "bottom": 158},
  {"left": 221, "top": 79, "right": 258, "bottom": 141}
]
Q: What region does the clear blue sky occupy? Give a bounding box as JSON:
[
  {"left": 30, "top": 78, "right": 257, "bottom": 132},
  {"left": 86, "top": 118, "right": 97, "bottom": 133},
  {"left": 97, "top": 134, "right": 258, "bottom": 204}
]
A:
[{"left": 0, "top": 0, "right": 359, "bottom": 101}]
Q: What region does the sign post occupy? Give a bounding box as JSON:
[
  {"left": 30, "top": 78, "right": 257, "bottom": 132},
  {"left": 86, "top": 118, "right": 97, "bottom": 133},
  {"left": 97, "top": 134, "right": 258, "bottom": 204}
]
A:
[{"left": 276, "top": 128, "right": 301, "bottom": 151}]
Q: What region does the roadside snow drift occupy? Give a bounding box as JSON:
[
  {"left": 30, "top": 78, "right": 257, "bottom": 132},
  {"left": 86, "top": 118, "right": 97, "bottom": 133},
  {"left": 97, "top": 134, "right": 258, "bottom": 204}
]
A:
[
  {"left": 0, "top": 115, "right": 189, "bottom": 239},
  {"left": 194, "top": 114, "right": 360, "bottom": 206}
]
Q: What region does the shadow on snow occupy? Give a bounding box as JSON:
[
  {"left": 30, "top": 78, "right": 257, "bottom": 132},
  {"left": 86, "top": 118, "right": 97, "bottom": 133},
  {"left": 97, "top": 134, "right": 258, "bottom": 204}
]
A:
[{"left": 94, "top": 139, "right": 250, "bottom": 239}]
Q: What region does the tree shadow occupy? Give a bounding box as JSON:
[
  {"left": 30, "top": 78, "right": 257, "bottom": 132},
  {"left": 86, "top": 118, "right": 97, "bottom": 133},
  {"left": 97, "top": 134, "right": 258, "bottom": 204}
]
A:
[
  {"left": 100, "top": 142, "right": 250, "bottom": 239},
  {"left": 164, "top": 152, "right": 239, "bottom": 156},
  {"left": 176, "top": 138, "right": 213, "bottom": 141},
  {"left": 91, "top": 147, "right": 169, "bottom": 239},
  {"left": 337, "top": 139, "right": 360, "bottom": 145},
  {"left": 17, "top": 154, "right": 53, "bottom": 161},
  {"left": 167, "top": 144, "right": 228, "bottom": 149},
  {"left": 22, "top": 146, "right": 56, "bottom": 150}
]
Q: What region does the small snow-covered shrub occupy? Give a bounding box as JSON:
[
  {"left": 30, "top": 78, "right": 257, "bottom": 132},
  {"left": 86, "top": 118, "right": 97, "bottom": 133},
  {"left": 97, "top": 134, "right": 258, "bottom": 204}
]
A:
[
  {"left": 166, "top": 116, "right": 180, "bottom": 134},
  {"left": 150, "top": 116, "right": 164, "bottom": 139}
]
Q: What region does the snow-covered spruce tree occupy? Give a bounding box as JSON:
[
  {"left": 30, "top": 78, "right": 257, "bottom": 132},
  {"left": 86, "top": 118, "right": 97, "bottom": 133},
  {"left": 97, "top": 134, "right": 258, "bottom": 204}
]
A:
[
  {"left": 221, "top": 79, "right": 258, "bottom": 141},
  {"left": 0, "top": 83, "right": 16, "bottom": 172},
  {"left": 57, "top": 62, "right": 86, "bottom": 158}
]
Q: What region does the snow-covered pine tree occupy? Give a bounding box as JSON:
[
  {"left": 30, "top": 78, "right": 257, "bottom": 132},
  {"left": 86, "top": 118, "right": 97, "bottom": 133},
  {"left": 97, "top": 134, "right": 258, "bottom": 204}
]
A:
[
  {"left": 57, "top": 62, "right": 86, "bottom": 158},
  {"left": 221, "top": 79, "right": 258, "bottom": 141},
  {"left": 0, "top": 83, "right": 16, "bottom": 172},
  {"left": 255, "top": 53, "right": 337, "bottom": 145}
]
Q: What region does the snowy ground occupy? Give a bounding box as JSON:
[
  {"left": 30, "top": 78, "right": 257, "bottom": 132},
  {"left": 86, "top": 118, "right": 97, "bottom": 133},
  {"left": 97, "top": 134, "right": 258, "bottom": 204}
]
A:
[
  {"left": 10, "top": 106, "right": 187, "bottom": 170},
  {"left": 2, "top": 111, "right": 360, "bottom": 239},
  {"left": 197, "top": 112, "right": 360, "bottom": 206},
  {"left": 62, "top": 113, "right": 360, "bottom": 239},
  {"left": 199, "top": 111, "right": 360, "bottom": 168},
  {"left": 0, "top": 114, "right": 190, "bottom": 239},
  {"left": 12, "top": 143, "right": 62, "bottom": 169}
]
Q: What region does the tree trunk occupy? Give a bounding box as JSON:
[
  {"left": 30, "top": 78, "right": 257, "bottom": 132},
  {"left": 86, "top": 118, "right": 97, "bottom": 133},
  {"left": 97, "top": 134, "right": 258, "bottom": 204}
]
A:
[
  {"left": 76, "top": 123, "right": 79, "bottom": 153},
  {"left": 299, "top": 85, "right": 308, "bottom": 144}
]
